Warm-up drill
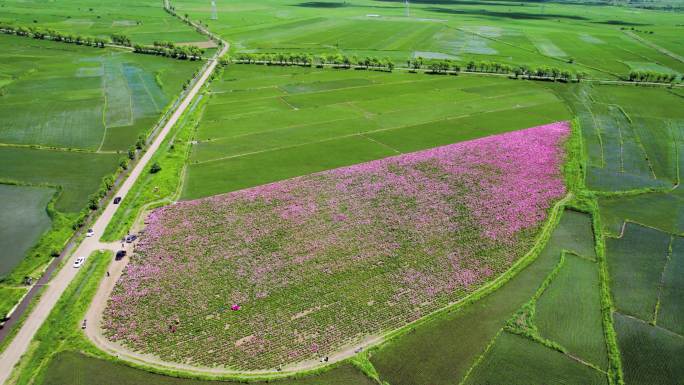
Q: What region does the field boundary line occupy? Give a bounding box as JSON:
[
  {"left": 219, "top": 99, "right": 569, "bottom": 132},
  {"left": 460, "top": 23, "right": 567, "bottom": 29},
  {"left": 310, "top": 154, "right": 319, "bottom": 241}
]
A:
[
  {"left": 278, "top": 96, "right": 299, "bottom": 110},
  {"left": 615, "top": 312, "right": 684, "bottom": 339},
  {"left": 0, "top": 142, "right": 115, "bottom": 153},
  {"left": 207, "top": 77, "right": 446, "bottom": 106},
  {"left": 453, "top": 26, "right": 620, "bottom": 79},
  {"left": 99, "top": 59, "right": 109, "bottom": 152},
  {"left": 457, "top": 328, "right": 504, "bottom": 385},
  {"left": 136, "top": 70, "right": 162, "bottom": 112},
  {"left": 359, "top": 133, "right": 402, "bottom": 154},
  {"left": 588, "top": 193, "right": 624, "bottom": 385},
  {"left": 192, "top": 101, "right": 560, "bottom": 165},
  {"left": 652, "top": 235, "right": 674, "bottom": 325},
  {"left": 202, "top": 85, "right": 546, "bottom": 136},
  {"left": 622, "top": 30, "right": 684, "bottom": 65}
]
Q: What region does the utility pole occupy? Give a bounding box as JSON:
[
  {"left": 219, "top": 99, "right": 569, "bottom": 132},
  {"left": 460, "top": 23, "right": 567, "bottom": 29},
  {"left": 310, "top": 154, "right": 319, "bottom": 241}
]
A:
[{"left": 211, "top": 0, "right": 218, "bottom": 20}]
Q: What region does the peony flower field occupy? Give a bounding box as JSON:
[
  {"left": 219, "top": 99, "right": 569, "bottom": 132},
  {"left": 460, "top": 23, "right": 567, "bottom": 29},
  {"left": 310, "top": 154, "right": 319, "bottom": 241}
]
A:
[{"left": 103, "top": 122, "right": 569, "bottom": 370}]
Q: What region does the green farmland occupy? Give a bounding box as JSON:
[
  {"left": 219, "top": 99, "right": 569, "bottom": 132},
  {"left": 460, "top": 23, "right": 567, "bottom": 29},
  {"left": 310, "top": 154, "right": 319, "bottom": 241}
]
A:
[
  {"left": 0, "top": 34, "right": 198, "bottom": 151},
  {"left": 0, "top": 185, "right": 54, "bottom": 277},
  {"left": 2, "top": 0, "right": 684, "bottom": 384},
  {"left": 0, "top": 33, "right": 200, "bottom": 307},
  {"left": 0, "top": 0, "right": 206, "bottom": 45},
  {"left": 173, "top": 0, "right": 684, "bottom": 79},
  {"left": 182, "top": 64, "right": 570, "bottom": 199}
]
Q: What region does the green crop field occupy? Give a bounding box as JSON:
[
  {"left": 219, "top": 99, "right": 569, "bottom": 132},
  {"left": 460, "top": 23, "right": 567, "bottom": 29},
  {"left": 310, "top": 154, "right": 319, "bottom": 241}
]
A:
[
  {"left": 0, "top": 0, "right": 206, "bottom": 45},
  {"left": 4, "top": 0, "right": 684, "bottom": 384},
  {"left": 0, "top": 185, "right": 54, "bottom": 278},
  {"left": 463, "top": 332, "right": 608, "bottom": 385},
  {"left": 614, "top": 312, "right": 684, "bottom": 385},
  {"left": 182, "top": 64, "right": 570, "bottom": 199},
  {"left": 0, "top": 147, "right": 120, "bottom": 213},
  {"left": 657, "top": 236, "right": 684, "bottom": 335},
  {"left": 0, "top": 32, "right": 201, "bottom": 316},
  {"left": 535, "top": 255, "right": 608, "bottom": 369},
  {"left": 0, "top": 35, "right": 199, "bottom": 151},
  {"left": 552, "top": 84, "right": 683, "bottom": 192},
  {"left": 41, "top": 352, "right": 374, "bottom": 385},
  {"left": 370, "top": 210, "right": 597, "bottom": 385},
  {"left": 172, "top": 0, "right": 684, "bottom": 79},
  {"left": 607, "top": 223, "right": 671, "bottom": 321},
  {"left": 599, "top": 192, "right": 684, "bottom": 236}
]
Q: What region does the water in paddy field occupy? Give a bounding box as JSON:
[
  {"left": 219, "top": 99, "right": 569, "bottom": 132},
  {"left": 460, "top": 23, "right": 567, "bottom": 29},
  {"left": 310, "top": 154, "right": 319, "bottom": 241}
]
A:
[{"left": 0, "top": 185, "right": 54, "bottom": 277}]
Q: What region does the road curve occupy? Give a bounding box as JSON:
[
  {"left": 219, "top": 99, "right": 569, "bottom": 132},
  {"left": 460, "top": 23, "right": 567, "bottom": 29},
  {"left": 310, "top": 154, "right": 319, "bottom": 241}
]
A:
[{"left": 0, "top": 42, "right": 227, "bottom": 385}]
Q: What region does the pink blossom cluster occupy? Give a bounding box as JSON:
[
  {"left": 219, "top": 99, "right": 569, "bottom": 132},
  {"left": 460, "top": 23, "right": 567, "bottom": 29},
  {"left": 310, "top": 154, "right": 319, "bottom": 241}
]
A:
[{"left": 103, "top": 122, "right": 569, "bottom": 370}]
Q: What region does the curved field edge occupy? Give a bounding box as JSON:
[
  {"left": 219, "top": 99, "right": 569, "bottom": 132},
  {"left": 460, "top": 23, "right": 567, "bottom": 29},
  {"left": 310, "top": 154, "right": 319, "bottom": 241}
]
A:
[
  {"left": 15, "top": 104, "right": 614, "bottom": 385},
  {"left": 78, "top": 119, "right": 575, "bottom": 380},
  {"left": 58, "top": 193, "right": 573, "bottom": 384},
  {"left": 83, "top": 174, "right": 572, "bottom": 379},
  {"left": 100, "top": 122, "right": 570, "bottom": 369}
]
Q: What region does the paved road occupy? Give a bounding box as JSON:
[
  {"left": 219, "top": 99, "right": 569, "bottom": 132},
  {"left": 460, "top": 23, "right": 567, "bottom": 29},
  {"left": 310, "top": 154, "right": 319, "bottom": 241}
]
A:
[{"left": 0, "top": 42, "right": 227, "bottom": 385}]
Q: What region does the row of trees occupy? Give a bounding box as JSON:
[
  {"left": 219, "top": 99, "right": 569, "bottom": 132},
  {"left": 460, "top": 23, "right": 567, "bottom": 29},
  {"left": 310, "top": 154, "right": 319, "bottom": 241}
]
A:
[
  {"left": 226, "top": 52, "right": 588, "bottom": 82},
  {"left": 628, "top": 70, "right": 679, "bottom": 83},
  {"left": 409, "top": 57, "right": 584, "bottom": 82},
  {"left": 228, "top": 53, "right": 396, "bottom": 72},
  {"left": 0, "top": 24, "right": 108, "bottom": 48},
  {"left": 0, "top": 24, "right": 203, "bottom": 61},
  {"left": 111, "top": 33, "right": 132, "bottom": 46},
  {"left": 133, "top": 44, "right": 204, "bottom": 60}
]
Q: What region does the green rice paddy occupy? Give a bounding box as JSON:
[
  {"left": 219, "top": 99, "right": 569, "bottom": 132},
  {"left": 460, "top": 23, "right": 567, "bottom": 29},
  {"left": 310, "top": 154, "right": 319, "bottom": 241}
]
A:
[
  {"left": 0, "top": 185, "right": 54, "bottom": 277},
  {"left": 173, "top": 0, "right": 684, "bottom": 79},
  {"left": 613, "top": 312, "right": 684, "bottom": 385},
  {"left": 182, "top": 65, "right": 570, "bottom": 199},
  {"left": 535, "top": 254, "right": 608, "bottom": 369},
  {"left": 463, "top": 332, "right": 607, "bottom": 385},
  {"left": 606, "top": 223, "right": 671, "bottom": 322},
  {"left": 599, "top": 192, "right": 684, "bottom": 236},
  {"left": 0, "top": 0, "right": 206, "bottom": 45},
  {"left": 0, "top": 34, "right": 199, "bottom": 151},
  {"left": 0, "top": 32, "right": 201, "bottom": 316},
  {"left": 41, "top": 352, "right": 374, "bottom": 385},
  {"left": 370, "top": 210, "right": 598, "bottom": 385},
  {"left": 657, "top": 236, "right": 684, "bottom": 335},
  {"left": 4, "top": 0, "right": 684, "bottom": 383}
]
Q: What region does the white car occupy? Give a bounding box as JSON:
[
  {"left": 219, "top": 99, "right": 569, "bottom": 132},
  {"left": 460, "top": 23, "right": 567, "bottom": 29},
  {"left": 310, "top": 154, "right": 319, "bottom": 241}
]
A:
[
  {"left": 86, "top": 229, "right": 94, "bottom": 237},
  {"left": 73, "top": 257, "right": 86, "bottom": 268}
]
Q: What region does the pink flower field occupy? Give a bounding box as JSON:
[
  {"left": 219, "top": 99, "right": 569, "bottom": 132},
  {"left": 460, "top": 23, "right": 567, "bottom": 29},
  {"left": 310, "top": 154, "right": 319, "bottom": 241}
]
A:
[{"left": 103, "top": 122, "right": 569, "bottom": 370}]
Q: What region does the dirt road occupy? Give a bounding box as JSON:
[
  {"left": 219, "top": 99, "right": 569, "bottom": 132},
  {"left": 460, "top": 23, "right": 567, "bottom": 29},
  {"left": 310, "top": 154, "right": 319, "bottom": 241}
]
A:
[{"left": 0, "top": 42, "right": 227, "bottom": 385}]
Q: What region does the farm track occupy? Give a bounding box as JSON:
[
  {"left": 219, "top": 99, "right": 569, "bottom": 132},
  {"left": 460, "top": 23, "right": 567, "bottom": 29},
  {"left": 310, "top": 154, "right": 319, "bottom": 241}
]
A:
[{"left": 0, "top": 34, "right": 228, "bottom": 385}]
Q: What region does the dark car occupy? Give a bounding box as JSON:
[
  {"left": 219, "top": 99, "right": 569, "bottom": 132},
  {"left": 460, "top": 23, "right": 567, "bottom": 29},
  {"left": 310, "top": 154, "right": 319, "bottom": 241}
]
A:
[
  {"left": 115, "top": 250, "right": 127, "bottom": 260},
  {"left": 113, "top": 196, "right": 122, "bottom": 204},
  {"left": 125, "top": 234, "right": 138, "bottom": 243}
]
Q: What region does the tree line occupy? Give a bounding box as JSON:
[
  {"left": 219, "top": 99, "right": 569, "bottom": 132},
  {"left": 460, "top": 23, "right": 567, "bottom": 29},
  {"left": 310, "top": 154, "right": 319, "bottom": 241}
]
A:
[
  {"left": 628, "top": 70, "right": 679, "bottom": 84},
  {"left": 227, "top": 52, "right": 396, "bottom": 72},
  {"left": 225, "top": 53, "right": 589, "bottom": 82},
  {"left": 0, "top": 24, "right": 203, "bottom": 61},
  {"left": 0, "top": 24, "right": 108, "bottom": 48},
  {"left": 134, "top": 41, "right": 204, "bottom": 60}
]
